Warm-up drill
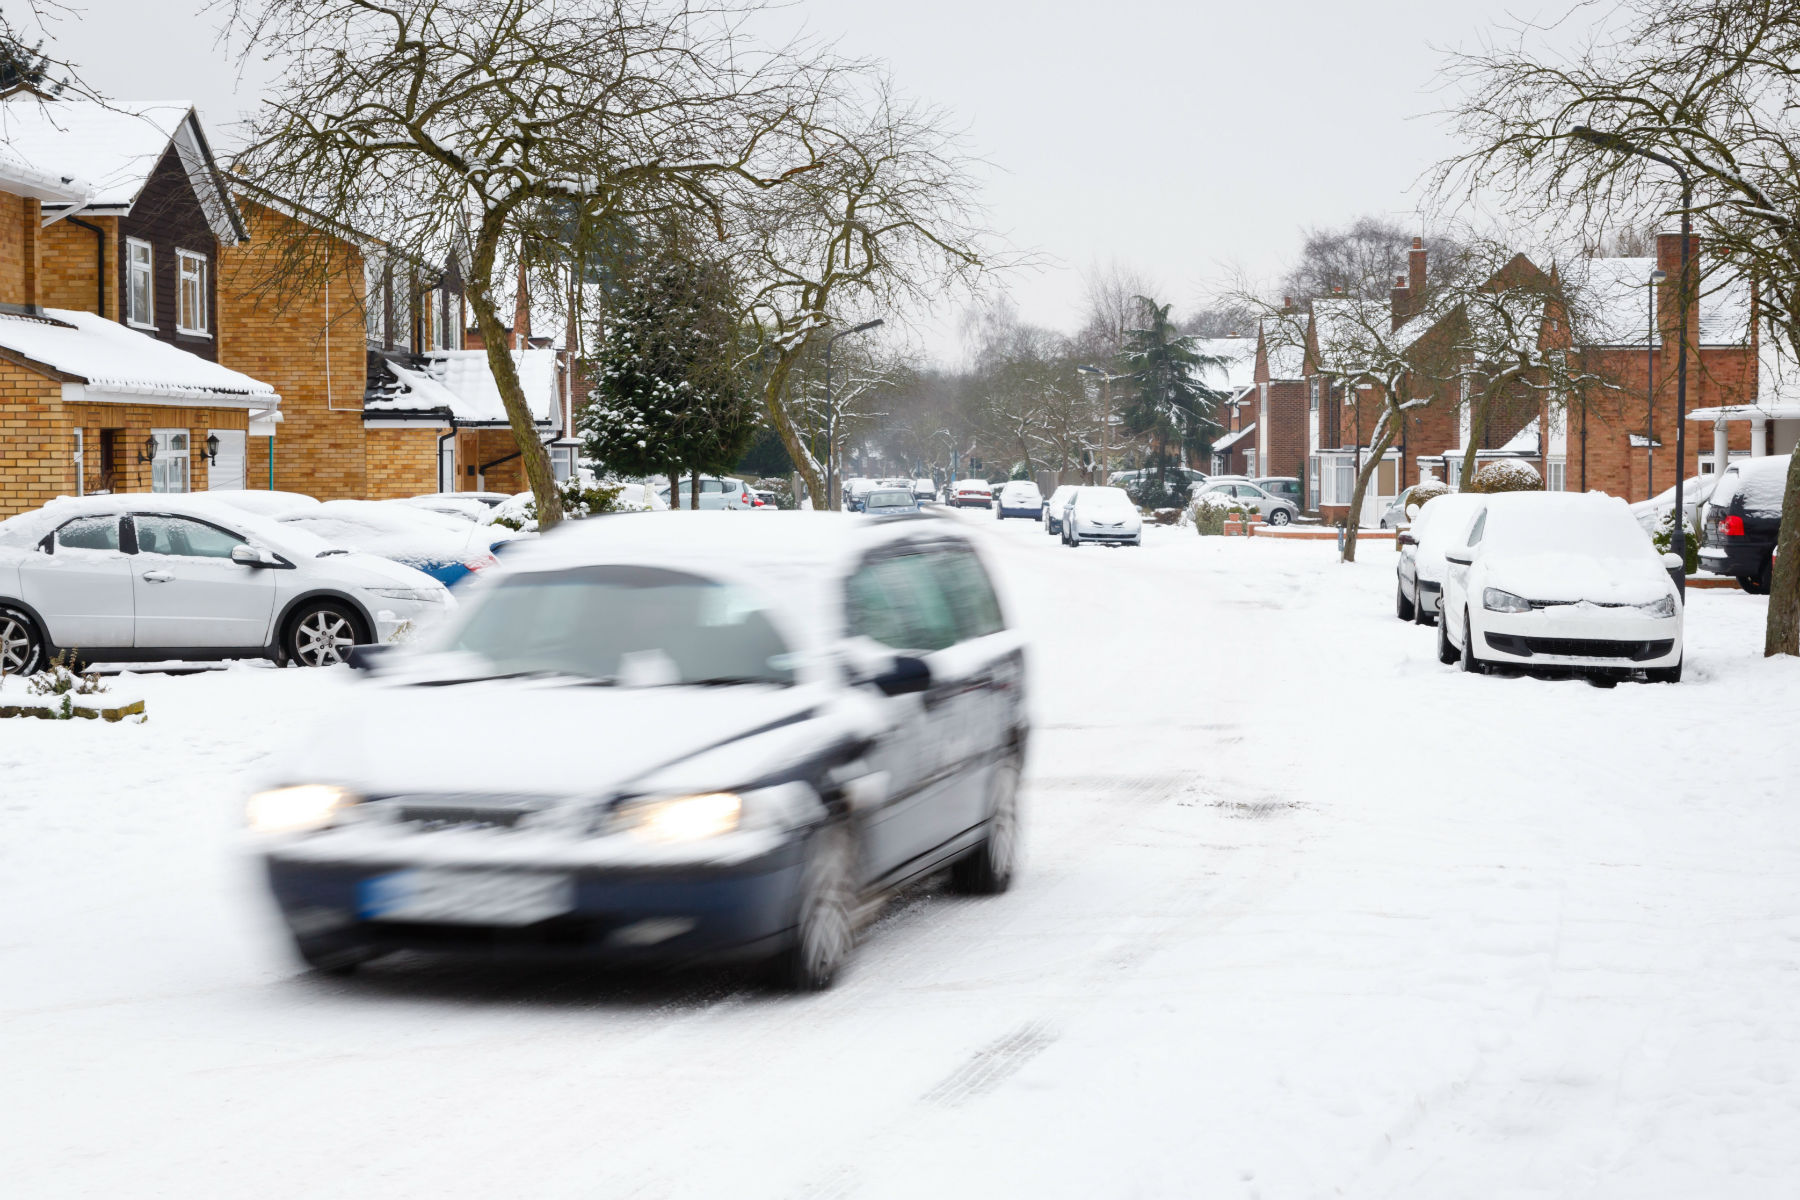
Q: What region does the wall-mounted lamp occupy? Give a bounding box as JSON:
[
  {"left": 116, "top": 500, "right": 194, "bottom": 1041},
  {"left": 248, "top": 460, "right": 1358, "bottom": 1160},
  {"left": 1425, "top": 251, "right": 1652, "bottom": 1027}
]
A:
[
  {"left": 136, "top": 435, "right": 157, "bottom": 465},
  {"left": 205, "top": 433, "right": 220, "bottom": 465}
]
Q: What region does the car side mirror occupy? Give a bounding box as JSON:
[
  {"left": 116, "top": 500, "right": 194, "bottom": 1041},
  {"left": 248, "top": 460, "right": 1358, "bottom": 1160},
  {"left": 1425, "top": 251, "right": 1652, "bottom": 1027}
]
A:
[
  {"left": 1396, "top": 532, "right": 1417, "bottom": 547},
  {"left": 1445, "top": 552, "right": 1473, "bottom": 566},
  {"left": 871, "top": 655, "right": 931, "bottom": 696},
  {"left": 231, "top": 544, "right": 281, "bottom": 568},
  {"left": 1405, "top": 503, "right": 1421, "bottom": 520},
  {"left": 1661, "top": 551, "right": 1684, "bottom": 570}
]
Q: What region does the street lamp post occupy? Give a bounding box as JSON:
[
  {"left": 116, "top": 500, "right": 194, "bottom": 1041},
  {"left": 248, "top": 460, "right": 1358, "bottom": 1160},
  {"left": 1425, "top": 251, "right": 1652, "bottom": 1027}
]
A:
[
  {"left": 1571, "top": 126, "right": 1692, "bottom": 596},
  {"left": 823, "top": 318, "right": 884, "bottom": 511},
  {"left": 1077, "top": 364, "right": 1114, "bottom": 483},
  {"left": 1648, "top": 268, "right": 1668, "bottom": 501}
]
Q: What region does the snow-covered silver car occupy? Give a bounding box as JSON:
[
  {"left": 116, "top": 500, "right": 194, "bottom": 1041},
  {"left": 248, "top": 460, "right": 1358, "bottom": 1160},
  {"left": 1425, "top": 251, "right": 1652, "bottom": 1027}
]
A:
[
  {"left": 1394, "top": 492, "right": 1485, "bottom": 624},
  {"left": 0, "top": 494, "right": 450, "bottom": 672},
  {"left": 1062, "top": 485, "right": 1143, "bottom": 546},
  {"left": 250, "top": 512, "right": 1030, "bottom": 990}
]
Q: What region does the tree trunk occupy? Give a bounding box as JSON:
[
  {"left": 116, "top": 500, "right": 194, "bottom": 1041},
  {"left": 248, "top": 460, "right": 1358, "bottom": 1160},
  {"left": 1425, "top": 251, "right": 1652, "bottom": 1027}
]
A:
[
  {"left": 759, "top": 348, "right": 827, "bottom": 509},
  {"left": 466, "top": 225, "right": 562, "bottom": 530},
  {"left": 667, "top": 466, "right": 681, "bottom": 510},
  {"left": 1459, "top": 390, "right": 1486, "bottom": 489},
  {"left": 1341, "top": 411, "right": 1401, "bottom": 564},
  {"left": 1764, "top": 447, "right": 1800, "bottom": 656},
  {"left": 690, "top": 467, "right": 701, "bottom": 511}
]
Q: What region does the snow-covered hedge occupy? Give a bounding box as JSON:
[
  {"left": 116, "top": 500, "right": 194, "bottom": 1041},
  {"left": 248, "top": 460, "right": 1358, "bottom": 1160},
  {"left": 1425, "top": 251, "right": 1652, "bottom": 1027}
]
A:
[
  {"left": 1466, "top": 460, "right": 1543, "bottom": 494},
  {"left": 489, "top": 479, "right": 626, "bottom": 531},
  {"left": 1191, "top": 491, "right": 1251, "bottom": 536},
  {"left": 1406, "top": 479, "right": 1452, "bottom": 515}
]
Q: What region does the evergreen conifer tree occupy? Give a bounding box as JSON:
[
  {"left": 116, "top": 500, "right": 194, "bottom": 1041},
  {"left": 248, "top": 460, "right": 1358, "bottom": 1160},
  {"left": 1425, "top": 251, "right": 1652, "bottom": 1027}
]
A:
[{"left": 1116, "top": 297, "right": 1226, "bottom": 505}]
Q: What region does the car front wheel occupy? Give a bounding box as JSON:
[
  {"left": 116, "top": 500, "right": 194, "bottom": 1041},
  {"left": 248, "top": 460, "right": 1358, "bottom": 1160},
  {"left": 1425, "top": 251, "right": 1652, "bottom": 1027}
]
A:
[
  {"left": 0, "top": 605, "right": 44, "bottom": 675},
  {"left": 1460, "top": 611, "right": 1487, "bottom": 674},
  {"left": 285, "top": 602, "right": 363, "bottom": 667},
  {"left": 1413, "top": 584, "right": 1433, "bottom": 626},
  {"left": 951, "top": 757, "right": 1020, "bottom": 895},
  {"left": 1268, "top": 508, "right": 1292, "bottom": 527},
  {"left": 771, "top": 821, "right": 857, "bottom": 991},
  {"left": 1396, "top": 579, "right": 1416, "bottom": 621}
]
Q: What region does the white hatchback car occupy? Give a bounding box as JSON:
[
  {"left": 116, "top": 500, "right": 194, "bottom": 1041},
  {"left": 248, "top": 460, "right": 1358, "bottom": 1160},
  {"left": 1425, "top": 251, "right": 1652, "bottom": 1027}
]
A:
[
  {"left": 1436, "top": 492, "right": 1684, "bottom": 683},
  {"left": 0, "top": 494, "right": 450, "bottom": 672},
  {"left": 1063, "top": 486, "right": 1143, "bottom": 547},
  {"left": 1394, "top": 491, "right": 1485, "bottom": 625}
]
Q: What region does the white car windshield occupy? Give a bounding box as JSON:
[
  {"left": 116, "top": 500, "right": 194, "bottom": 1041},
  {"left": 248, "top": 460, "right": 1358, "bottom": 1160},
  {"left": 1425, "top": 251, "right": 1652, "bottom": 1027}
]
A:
[
  {"left": 865, "top": 490, "right": 915, "bottom": 510},
  {"left": 1484, "top": 497, "right": 1648, "bottom": 559},
  {"left": 1079, "top": 487, "right": 1135, "bottom": 511},
  {"left": 438, "top": 566, "right": 796, "bottom": 686}
]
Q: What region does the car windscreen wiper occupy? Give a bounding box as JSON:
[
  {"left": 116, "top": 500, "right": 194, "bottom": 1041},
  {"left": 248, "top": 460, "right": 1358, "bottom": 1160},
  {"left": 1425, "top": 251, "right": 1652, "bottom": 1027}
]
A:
[
  {"left": 675, "top": 677, "right": 792, "bottom": 687},
  {"left": 315, "top": 549, "right": 350, "bottom": 557},
  {"left": 411, "top": 669, "right": 583, "bottom": 687}
]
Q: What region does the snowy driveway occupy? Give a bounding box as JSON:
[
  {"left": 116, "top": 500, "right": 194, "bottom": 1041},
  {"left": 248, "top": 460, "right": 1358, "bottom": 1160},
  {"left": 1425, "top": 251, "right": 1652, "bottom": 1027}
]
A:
[{"left": 5, "top": 513, "right": 1800, "bottom": 1197}]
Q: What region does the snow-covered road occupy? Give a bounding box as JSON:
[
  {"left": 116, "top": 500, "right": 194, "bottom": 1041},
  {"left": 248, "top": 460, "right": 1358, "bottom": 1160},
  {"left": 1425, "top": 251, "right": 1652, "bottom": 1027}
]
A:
[{"left": 6, "top": 513, "right": 1800, "bottom": 1197}]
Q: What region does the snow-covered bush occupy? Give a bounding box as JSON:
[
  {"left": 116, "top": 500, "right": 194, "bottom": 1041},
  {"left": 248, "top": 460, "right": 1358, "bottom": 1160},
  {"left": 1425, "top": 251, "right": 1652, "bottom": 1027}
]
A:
[
  {"left": 1466, "top": 459, "right": 1542, "bottom": 494},
  {"left": 1406, "top": 479, "right": 1452, "bottom": 513},
  {"left": 490, "top": 480, "right": 625, "bottom": 531},
  {"left": 1191, "top": 492, "right": 1249, "bottom": 536},
  {"left": 1651, "top": 505, "right": 1701, "bottom": 574}
]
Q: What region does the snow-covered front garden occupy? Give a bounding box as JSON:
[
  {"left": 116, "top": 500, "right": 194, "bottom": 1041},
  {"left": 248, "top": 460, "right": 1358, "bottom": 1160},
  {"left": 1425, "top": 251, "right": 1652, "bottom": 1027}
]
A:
[{"left": 3, "top": 513, "right": 1798, "bottom": 1197}]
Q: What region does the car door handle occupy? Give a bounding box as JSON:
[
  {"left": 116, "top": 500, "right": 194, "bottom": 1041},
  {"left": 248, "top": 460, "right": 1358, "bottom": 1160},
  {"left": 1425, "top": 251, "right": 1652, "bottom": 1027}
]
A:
[{"left": 141, "top": 570, "right": 175, "bottom": 583}]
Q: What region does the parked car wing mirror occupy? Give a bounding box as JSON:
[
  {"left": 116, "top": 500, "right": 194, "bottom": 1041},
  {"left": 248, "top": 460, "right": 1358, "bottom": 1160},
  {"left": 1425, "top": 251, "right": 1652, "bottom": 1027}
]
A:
[
  {"left": 871, "top": 655, "right": 931, "bottom": 696},
  {"left": 1445, "top": 552, "right": 1473, "bottom": 566},
  {"left": 1396, "top": 532, "right": 1418, "bottom": 547},
  {"left": 231, "top": 544, "right": 283, "bottom": 568},
  {"left": 1661, "top": 551, "right": 1684, "bottom": 570}
]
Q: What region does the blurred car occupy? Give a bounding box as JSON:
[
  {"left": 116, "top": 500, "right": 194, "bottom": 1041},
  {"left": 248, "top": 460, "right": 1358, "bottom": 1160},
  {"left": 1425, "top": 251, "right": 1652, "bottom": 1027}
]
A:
[
  {"left": 1043, "top": 485, "right": 1080, "bottom": 536},
  {"left": 995, "top": 480, "right": 1045, "bottom": 520},
  {"left": 1378, "top": 485, "right": 1430, "bottom": 530},
  {"left": 278, "top": 500, "right": 523, "bottom": 587},
  {"left": 1436, "top": 492, "right": 1684, "bottom": 683},
  {"left": 1253, "top": 476, "right": 1302, "bottom": 508},
  {"left": 1062, "top": 485, "right": 1142, "bottom": 546},
  {"left": 1394, "top": 492, "right": 1485, "bottom": 625},
  {"left": 248, "top": 512, "right": 1028, "bottom": 991},
  {"left": 0, "top": 494, "right": 448, "bottom": 671},
  {"left": 861, "top": 487, "right": 921, "bottom": 515},
  {"left": 411, "top": 491, "right": 512, "bottom": 510},
  {"left": 911, "top": 478, "right": 939, "bottom": 505},
  {"left": 1699, "top": 455, "right": 1789, "bottom": 593},
  {"left": 842, "top": 478, "right": 880, "bottom": 512},
  {"left": 657, "top": 476, "right": 764, "bottom": 511},
  {"left": 1190, "top": 478, "right": 1298, "bottom": 526},
  {"left": 949, "top": 479, "right": 994, "bottom": 508}
]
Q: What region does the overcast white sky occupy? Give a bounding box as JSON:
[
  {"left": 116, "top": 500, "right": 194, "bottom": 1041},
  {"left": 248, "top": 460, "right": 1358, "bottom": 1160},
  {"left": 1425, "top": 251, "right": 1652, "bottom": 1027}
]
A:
[{"left": 23, "top": 0, "right": 1580, "bottom": 361}]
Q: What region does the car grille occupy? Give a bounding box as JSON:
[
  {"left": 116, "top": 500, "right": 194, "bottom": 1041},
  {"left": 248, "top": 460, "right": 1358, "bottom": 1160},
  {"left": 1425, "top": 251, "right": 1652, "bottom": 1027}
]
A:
[
  {"left": 1526, "top": 599, "right": 1630, "bottom": 610},
  {"left": 1485, "top": 634, "right": 1674, "bottom": 661},
  {"left": 373, "top": 793, "right": 559, "bottom": 831}
]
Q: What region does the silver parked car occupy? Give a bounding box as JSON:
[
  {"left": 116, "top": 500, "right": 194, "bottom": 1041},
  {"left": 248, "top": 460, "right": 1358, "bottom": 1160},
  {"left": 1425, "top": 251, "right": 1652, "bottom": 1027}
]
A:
[{"left": 1190, "top": 478, "right": 1299, "bottom": 526}]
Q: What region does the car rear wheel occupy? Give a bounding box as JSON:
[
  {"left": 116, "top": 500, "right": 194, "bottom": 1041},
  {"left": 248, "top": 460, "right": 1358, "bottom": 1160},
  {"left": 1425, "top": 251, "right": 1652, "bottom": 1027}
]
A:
[
  {"left": 1413, "top": 584, "right": 1433, "bottom": 626},
  {"left": 951, "top": 757, "right": 1020, "bottom": 895},
  {"left": 1268, "top": 508, "right": 1292, "bottom": 527},
  {"left": 1437, "top": 609, "right": 1459, "bottom": 664},
  {"left": 1460, "top": 611, "right": 1487, "bottom": 674},
  {"left": 284, "top": 602, "right": 363, "bottom": 668},
  {"left": 0, "top": 605, "right": 44, "bottom": 675},
  {"left": 1738, "top": 557, "right": 1773, "bottom": 594},
  {"left": 1396, "top": 579, "right": 1416, "bottom": 621},
  {"left": 770, "top": 822, "right": 857, "bottom": 992}
]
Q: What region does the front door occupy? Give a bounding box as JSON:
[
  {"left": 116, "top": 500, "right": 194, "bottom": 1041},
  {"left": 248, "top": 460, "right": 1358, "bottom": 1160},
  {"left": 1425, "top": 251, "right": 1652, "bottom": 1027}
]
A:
[
  {"left": 129, "top": 514, "right": 276, "bottom": 649},
  {"left": 17, "top": 514, "right": 135, "bottom": 648}
]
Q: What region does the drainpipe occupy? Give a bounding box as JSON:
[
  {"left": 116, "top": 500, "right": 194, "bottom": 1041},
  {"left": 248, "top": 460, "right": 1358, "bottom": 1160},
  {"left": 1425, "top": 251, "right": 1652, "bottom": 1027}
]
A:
[{"left": 66, "top": 216, "right": 106, "bottom": 315}]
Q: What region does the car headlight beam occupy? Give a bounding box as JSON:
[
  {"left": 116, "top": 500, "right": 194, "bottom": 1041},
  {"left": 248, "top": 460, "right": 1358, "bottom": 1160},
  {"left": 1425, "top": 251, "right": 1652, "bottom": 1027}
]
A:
[
  {"left": 616, "top": 792, "right": 743, "bottom": 842},
  {"left": 247, "top": 784, "right": 357, "bottom": 834},
  {"left": 1482, "top": 588, "right": 1532, "bottom": 614}
]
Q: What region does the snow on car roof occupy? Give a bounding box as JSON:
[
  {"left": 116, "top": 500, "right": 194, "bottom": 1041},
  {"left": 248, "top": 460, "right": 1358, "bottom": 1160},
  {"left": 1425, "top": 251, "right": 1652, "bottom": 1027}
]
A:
[{"left": 0, "top": 491, "right": 316, "bottom": 554}]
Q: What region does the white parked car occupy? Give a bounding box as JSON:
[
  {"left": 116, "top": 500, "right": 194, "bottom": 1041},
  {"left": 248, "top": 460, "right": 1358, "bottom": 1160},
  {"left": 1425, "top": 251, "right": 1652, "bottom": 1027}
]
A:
[
  {"left": 278, "top": 500, "right": 524, "bottom": 588},
  {"left": 1043, "top": 485, "right": 1081, "bottom": 536},
  {"left": 911, "top": 478, "right": 939, "bottom": 504},
  {"left": 191, "top": 490, "right": 323, "bottom": 519},
  {"left": 1436, "top": 492, "right": 1684, "bottom": 683},
  {"left": 0, "top": 494, "right": 449, "bottom": 672},
  {"left": 1190, "top": 478, "right": 1298, "bottom": 526},
  {"left": 1394, "top": 492, "right": 1485, "bottom": 625},
  {"left": 995, "top": 480, "right": 1045, "bottom": 520},
  {"left": 658, "top": 475, "right": 763, "bottom": 510},
  {"left": 1062, "top": 486, "right": 1143, "bottom": 547},
  {"left": 950, "top": 479, "right": 994, "bottom": 508}
]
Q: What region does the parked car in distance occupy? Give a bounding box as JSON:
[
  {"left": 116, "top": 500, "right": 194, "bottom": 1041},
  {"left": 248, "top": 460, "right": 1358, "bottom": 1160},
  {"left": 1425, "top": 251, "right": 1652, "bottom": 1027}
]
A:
[
  {"left": 248, "top": 512, "right": 1028, "bottom": 990},
  {"left": 278, "top": 500, "right": 522, "bottom": 588},
  {"left": 411, "top": 491, "right": 512, "bottom": 509},
  {"left": 0, "top": 494, "right": 449, "bottom": 672},
  {"left": 1062, "top": 485, "right": 1143, "bottom": 547},
  {"left": 1043, "top": 485, "right": 1080, "bottom": 536},
  {"left": 1253, "top": 477, "right": 1302, "bottom": 507},
  {"left": 950, "top": 479, "right": 995, "bottom": 508},
  {"left": 1394, "top": 491, "right": 1486, "bottom": 624},
  {"left": 1379, "top": 485, "right": 1428, "bottom": 530},
  {"left": 861, "top": 487, "right": 921, "bottom": 516},
  {"left": 1436, "top": 492, "right": 1684, "bottom": 683},
  {"left": 1110, "top": 466, "right": 1206, "bottom": 489},
  {"left": 657, "top": 475, "right": 764, "bottom": 511},
  {"left": 191, "top": 490, "right": 323, "bottom": 519},
  {"left": 1699, "top": 454, "right": 1789, "bottom": 593},
  {"left": 995, "top": 480, "right": 1045, "bottom": 520},
  {"left": 1630, "top": 473, "right": 1718, "bottom": 535},
  {"left": 395, "top": 495, "right": 494, "bottom": 524},
  {"left": 911, "top": 478, "right": 939, "bottom": 504},
  {"left": 1191, "top": 478, "right": 1298, "bottom": 526}
]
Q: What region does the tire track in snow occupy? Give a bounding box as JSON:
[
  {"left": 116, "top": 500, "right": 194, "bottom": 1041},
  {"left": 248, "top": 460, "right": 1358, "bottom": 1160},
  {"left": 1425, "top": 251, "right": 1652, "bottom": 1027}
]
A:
[{"left": 921, "top": 1019, "right": 1059, "bottom": 1105}]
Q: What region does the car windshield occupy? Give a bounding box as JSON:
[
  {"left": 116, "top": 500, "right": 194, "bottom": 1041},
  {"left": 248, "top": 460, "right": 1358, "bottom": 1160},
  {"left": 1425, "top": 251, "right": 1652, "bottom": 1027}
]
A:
[
  {"left": 438, "top": 565, "right": 796, "bottom": 686},
  {"left": 1484, "top": 497, "right": 1648, "bottom": 559},
  {"left": 865, "top": 491, "right": 915, "bottom": 510},
  {"left": 1079, "top": 487, "right": 1135, "bottom": 511}
]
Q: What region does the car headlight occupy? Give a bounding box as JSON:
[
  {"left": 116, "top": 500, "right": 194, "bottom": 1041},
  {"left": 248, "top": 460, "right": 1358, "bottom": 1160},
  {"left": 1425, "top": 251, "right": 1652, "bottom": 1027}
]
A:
[
  {"left": 614, "top": 792, "right": 742, "bottom": 842},
  {"left": 1637, "top": 594, "right": 1678, "bottom": 618},
  {"left": 1482, "top": 588, "right": 1531, "bottom": 614},
  {"left": 247, "top": 784, "right": 357, "bottom": 834},
  {"left": 369, "top": 586, "right": 443, "bottom": 603}
]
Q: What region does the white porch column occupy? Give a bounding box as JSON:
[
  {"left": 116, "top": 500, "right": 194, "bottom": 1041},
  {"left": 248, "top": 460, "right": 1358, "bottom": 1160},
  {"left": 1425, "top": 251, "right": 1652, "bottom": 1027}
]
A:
[
  {"left": 1750, "top": 415, "right": 1769, "bottom": 457},
  {"left": 1714, "top": 420, "right": 1730, "bottom": 471}
]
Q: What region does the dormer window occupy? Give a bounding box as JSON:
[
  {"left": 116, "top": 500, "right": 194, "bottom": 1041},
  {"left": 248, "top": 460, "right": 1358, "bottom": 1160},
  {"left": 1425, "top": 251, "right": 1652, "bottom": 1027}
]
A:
[
  {"left": 177, "top": 250, "right": 209, "bottom": 336},
  {"left": 126, "top": 239, "right": 154, "bottom": 327}
]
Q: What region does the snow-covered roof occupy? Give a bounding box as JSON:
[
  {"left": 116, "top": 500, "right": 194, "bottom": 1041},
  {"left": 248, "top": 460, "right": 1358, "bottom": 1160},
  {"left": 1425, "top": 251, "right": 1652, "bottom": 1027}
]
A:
[
  {"left": 0, "top": 141, "right": 89, "bottom": 203},
  {"left": 1212, "top": 423, "right": 1255, "bottom": 452},
  {"left": 0, "top": 98, "right": 243, "bottom": 242},
  {"left": 366, "top": 349, "right": 559, "bottom": 426},
  {"left": 1570, "top": 256, "right": 1752, "bottom": 347},
  {"left": 0, "top": 308, "right": 278, "bottom": 404}
]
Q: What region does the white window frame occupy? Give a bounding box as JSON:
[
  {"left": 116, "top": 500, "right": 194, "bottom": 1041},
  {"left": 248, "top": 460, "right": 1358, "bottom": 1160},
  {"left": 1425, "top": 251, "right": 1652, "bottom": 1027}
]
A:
[
  {"left": 1444, "top": 458, "right": 1464, "bottom": 491},
  {"left": 1244, "top": 449, "right": 1258, "bottom": 477},
  {"left": 126, "top": 238, "right": 155, "bottom": 328},
  {"left": 176, "top": 249, "right": 209, "bottom": 336},
  {"left": 1547, "top": 457, "right": 1567, "bottom": 492},
  {"left": 1308, "top": 455, "right": 1320, "bottom": 507},
  {"left": 150, "top": 428, "right": 190, "bottom": 494}
]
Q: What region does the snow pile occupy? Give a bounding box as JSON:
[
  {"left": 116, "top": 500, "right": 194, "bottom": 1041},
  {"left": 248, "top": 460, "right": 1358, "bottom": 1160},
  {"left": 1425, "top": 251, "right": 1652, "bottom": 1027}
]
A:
[{"left": 1466, "top": 458, "right": 1543, "bottom": 493}]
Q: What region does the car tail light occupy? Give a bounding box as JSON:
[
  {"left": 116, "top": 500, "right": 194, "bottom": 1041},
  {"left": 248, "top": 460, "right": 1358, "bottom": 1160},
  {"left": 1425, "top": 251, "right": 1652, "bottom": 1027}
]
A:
[
  {"left": 463, "top": 554, "right": 499, "bottom": 572},
  {"left": 1722, "top": 514, "right": 1745, "bottom": 537}
]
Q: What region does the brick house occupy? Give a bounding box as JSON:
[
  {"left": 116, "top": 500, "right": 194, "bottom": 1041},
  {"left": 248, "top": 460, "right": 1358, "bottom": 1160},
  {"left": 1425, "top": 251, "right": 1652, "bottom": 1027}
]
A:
[
  {"left": 0, "top": 97, "right": 279, "bottom": 515},
  {"left": 1218, "top": 308, "right": 1306, "bottom": 482}
]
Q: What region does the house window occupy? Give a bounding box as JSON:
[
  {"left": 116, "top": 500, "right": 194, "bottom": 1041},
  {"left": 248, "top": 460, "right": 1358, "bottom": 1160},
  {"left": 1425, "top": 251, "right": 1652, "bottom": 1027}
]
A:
[
  {"left": 1444, "top": 458, "right": 1464, "bottom": 491},
  {"left": 1308, "top": 455, "right": 1320, "bottom": 507},
  {"left": 1334, "top": 459, "right": 1354, "bottom": 506},
  {"left": 176, "top": 251, "right": 209, "bottom": 335},
  {"left": 552, "top": 444, "right": 576, "bottom": 482},
  {"left": 1244, "top": 450, "right": 1257, "bottom": 477},
  {"left": 150, "top": 429, "right": 189, "bottom": 493},
  {"left": 1309, "top": 378, "right": 1320, "bottom": 412},
  {"left": 1547, "top": 457, "right": 1567, "bottom": 492},
  {"left": 126, "top": 239, "right": 154, "bottom": 327}
]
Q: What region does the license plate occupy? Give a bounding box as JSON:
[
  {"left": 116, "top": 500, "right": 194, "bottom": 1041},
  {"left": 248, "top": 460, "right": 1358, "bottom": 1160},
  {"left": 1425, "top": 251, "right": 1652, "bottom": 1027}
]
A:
[{"left": 358, "top": 868, "right": 573, "bottom": 926}]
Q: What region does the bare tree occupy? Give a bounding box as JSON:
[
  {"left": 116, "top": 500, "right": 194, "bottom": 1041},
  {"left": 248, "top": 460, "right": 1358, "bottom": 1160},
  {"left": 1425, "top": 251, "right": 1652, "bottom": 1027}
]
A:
[
  {"left": 229, "top": 0, "right": 826, "bottom": 530},
  {"left": 1280, "top": 217, "right": 1465, "bottom": 303},
  {"left": 737, "top": 76, "right": 997, "bottom": 509},
  {"left": 1439, "top": 0, "right": 1800, "bottom": 655}
]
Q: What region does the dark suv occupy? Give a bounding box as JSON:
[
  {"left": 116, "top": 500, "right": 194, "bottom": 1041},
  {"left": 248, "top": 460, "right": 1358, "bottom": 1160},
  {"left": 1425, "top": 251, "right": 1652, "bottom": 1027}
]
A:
[{"left": 1699, "top": 455, "right": 1790, "bottom": 593}]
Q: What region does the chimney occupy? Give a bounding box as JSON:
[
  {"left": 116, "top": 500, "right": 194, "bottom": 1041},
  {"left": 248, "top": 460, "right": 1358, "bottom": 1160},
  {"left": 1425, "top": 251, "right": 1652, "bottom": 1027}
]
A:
[
  {"left": 1408, "top": 236, "right": 1427, "bottom": 295},
  {"left": 1655, "top": 230, "right": 1700, "bottom": 347}
]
